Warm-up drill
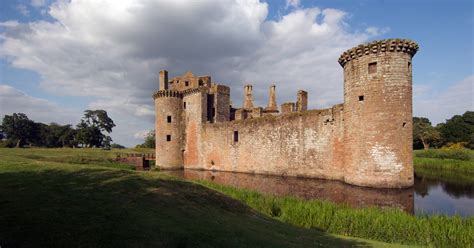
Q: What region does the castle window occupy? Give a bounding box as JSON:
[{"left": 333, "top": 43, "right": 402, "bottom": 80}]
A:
[
  {"left": 234, "top": 131, "right": 239, "bottom": 143},
  {"left": 408, "top": 62, "right": 412, "bottom": 71},
  {"left": 185, "top": 81, "right": 189, "bottom": 87},
  {"left": 167, "top": 116, "right": 172, "bottom": 123},
  {"left": 199, "top": 80, "right": 203, "bottom": 86},
  {"left": 183, "top": 102, "right": 186, "bottom": 109},
  {"left": 403, "top": 122, "right": 407, "bottom": 128},
  {"left": 368, "top": 62, "right": 377, "bottom": 74},
  {"left": 166, "top": 135, "right": 171, "bottom": 142},
  {"left": 359, "top": 95, "right": 364, "bottom": 101}
]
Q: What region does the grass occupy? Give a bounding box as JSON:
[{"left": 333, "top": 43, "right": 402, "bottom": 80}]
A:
[
  {"left": 414, "top": 148, "right": 474, "bottom": 182},
  {"left": 0, "top": 148, "right": 412, "bottom": 248},
  {"left": 197, "top": 181, "right": 474, "bottom": 248}
]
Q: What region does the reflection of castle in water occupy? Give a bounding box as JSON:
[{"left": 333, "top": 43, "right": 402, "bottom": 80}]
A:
[{"left": 164, "top": 169, "right": 414, "bottom": 214}]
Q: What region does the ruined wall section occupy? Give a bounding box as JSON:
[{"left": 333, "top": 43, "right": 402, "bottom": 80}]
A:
[
  {"left": 198, "top": 104, "right": 345, "bottom": 180},
  {"left": 340, "top": 39, "right": 417, "bottom": 188}
]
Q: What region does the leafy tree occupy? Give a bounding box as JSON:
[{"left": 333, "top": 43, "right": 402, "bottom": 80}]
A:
[
  {"left": 413, "top": 117, "right": 440, "bottom": 150},
  {"left": 76, "top": 110, "right": 115, "bottom": 148},
  {"left": 438, "top": 111, "right": 474, "bottom": 148},
  {"left": 137, "top": 130, "right": 155, "bottom": 148},
  {"left": 1, "top": 113, "right": 36, "bottom": 147}
]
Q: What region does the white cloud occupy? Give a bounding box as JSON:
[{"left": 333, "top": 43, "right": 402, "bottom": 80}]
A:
[
  {"left": 365, "top": 26, "right": 390, "bottom": 36},
  {"left": 0, "top": 0, "right": 380, "bottom": 145},
  {"left": 0, "top": 84, "right": 79, "bottom": 125},
  {"left": 286, "top": 0, "right": 300, "bottom": 9},
  {"left": 31, "top": 0, "right": 47, "bottom": 8},
  {"left": 414, "top": 75, "right": 474, "bottom": 124}
]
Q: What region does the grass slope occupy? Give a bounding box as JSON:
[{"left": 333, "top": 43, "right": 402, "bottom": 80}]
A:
[{"left": 0, "top": 148, "right": 409, "bottom": 248}]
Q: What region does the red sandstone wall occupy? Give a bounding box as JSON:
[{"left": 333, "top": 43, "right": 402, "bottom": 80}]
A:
[{"left": 197, "top": 105, "right": 345, "bottom": 180}]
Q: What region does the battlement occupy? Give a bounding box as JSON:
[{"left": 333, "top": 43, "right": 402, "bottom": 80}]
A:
[
  {"left": 338, "top": 39, "right": 418, "bottom": 67},
  {"left": 152, "top": 89, "right": 183, "bottom": 99}
]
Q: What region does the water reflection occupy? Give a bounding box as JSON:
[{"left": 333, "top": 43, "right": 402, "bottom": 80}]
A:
[
  {"left": 163, "top": 169, "right": 474, "bottom": 216},
  {"left": 163, "top": 169, "right": 414, "bottom": 213},
  {"left": 414, "top": 174, "right": 474, "bottom": 216}
]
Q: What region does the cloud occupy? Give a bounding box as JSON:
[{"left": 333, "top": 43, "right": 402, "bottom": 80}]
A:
[
  {"left": 31, "top": 0, "right": 47, "bottom": 8},
  {"left": 365, "top": 26, "right": 390, "bottom": 36},
  {"left": 0, "top": 84, "right": 79, "bottom": 125},
  {"left": 285, "top": 0, "right": 300, "bottom": 9},
  {"left": 414, "top": 75, "right": 474, "bottom": 124},
  {"left": 16, "top": 4, "right": 30, "bottom": 16},
  {"left": 0, "top": 0, "right": 379, "bottom": 145}
]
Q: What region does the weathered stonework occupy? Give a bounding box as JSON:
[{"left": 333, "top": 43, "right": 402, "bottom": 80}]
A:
[{"left": 153, "top": 39, "right": 418, "bottom": 188}]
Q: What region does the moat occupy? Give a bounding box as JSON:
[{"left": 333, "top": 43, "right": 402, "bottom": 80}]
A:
[{"left": 162, "top": 169, "right": 474, "bottom": 217}]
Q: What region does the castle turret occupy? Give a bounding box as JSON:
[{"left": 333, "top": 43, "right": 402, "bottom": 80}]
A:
[
  {"left": 153, "top": 89, "right": 184, "bottom": 169},
  {"left": 339, "top": 39, "right": 418, "bottom": 188},
  {"left": 243, "top": 85, "right": 254, "bottom": 110}
]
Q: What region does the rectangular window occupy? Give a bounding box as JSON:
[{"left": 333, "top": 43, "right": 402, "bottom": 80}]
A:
[
  {"left": 167, "top": 116, "right": 172, "bottom": 123},
  {"left": 185, "top": 81, "right": 189, "bottom": 86},
  {"left": 408, "top": 62, "right": 412, "bottom": 71},
  {"left": 233, "top": 131, "right": 238, "bottom": 143},
  {"left": 166, "top": 135, "right": 171, "bottom": 141},
  {"left": 368, "top": 62, "right": 377, "bottom": 74},
  {"left": 183, "top": 102, "right": 186, "bottom": 109},
  {"left": 359, "top": 95, "right": 364, "bottom": 101}
]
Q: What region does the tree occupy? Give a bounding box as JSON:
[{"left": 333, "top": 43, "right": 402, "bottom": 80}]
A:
[
  {"left": 413, "top": 117, "right": 440, "bottom": 150},
  {"left": 438, "top": 111, "right": 474, "bottom": 148},
  {"left": 136, "top": 130, "right": 155, "bottom": 148},
  {"left": 1, "top": 113, "right": 36, "bottom": 147},
  {"left": 76, "top": 110, "right": 115, "bottom": 148}
]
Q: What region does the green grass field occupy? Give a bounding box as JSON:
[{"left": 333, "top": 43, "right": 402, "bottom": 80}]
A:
[{"left": 0, "top": 148, "right": 415, "bottom": 248}]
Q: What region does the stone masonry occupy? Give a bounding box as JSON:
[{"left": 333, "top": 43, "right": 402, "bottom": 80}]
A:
[{"left": 153, "top": 39, "right": 419, "bottom": 188}]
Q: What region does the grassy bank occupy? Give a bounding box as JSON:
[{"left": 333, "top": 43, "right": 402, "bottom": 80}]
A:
[
  {"left": 414, "top": 148, "right": 474, "bottom": 182},
  {"left": 197, "top": 181, "right": 474, "bottom": 247},
  {"left": 0, "top": 148, "right": 409, "bottom": 248}
]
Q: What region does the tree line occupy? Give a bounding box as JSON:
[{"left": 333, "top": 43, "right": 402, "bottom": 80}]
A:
[
  {"left": 0, "top": 110, "right": 119, "bottom": 148},
  {"left": 413, "top": 111, "right": 473, "bottom": 149}
]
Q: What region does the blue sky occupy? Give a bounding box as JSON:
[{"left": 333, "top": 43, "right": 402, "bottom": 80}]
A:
[{"left": 0, "top": 0, "right": 472, "bottom": 146}]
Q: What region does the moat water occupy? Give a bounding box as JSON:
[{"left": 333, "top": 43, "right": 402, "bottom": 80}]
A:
[{"left": 162, "top": 170, "right": 474, "bottom": 217}]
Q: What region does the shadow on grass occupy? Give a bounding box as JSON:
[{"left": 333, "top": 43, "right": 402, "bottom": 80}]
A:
[{"left": 0, "top": 165, "right": 370, "bottom": 248}]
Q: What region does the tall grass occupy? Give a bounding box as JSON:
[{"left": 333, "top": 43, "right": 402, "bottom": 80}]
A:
[{"left": 198, "top": 180, "right": 474, "bottom": 247}]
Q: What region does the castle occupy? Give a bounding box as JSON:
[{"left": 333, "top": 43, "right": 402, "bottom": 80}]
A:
[{"left": 153, "top": 39, "right": 419, "bottom": 188}]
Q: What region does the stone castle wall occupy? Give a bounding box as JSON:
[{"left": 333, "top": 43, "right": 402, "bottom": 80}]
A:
[
  {"left": 153, "top": 38, "right": 418, "bottom": 188},
  {"left": 192, "top": 105, "right": 346, "bottom": 181}
]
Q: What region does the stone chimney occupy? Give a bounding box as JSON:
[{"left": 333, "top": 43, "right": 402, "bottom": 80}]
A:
[
  {"left": 265, "top": 84, "right": 278, "bottom": 111},
  {"left": 159, "top": 70, "right": 169, "bottom": 90},
  {"left": 296, "top": 90, "right": 308, "bottom": 112},
  {"left": 281, "top": 102, "right": 295, "bottom": 114},
  {"left": 243, "top": 85, "right": 254, "bottom": 110}
]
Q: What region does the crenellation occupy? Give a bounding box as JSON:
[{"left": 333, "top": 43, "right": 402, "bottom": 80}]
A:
[{"left": 153, "top": 38, "right": 418, "bottom": 188}]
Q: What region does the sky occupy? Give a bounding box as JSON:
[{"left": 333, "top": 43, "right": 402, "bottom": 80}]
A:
[{"left": 0, "top": 0, "right": 473, "bottom": 147}]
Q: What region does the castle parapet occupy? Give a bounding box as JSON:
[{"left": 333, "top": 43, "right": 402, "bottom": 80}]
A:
[
  {"left": 338, "top": 39, "right": 418, "bottom": 67},
  {"left": 152, "top": 89, "right": 182, "bottom": 99}
]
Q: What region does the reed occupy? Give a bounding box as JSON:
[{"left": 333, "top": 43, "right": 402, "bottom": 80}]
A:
[{"left": 198, "top": 180, "right": 474, "bottom": 247}]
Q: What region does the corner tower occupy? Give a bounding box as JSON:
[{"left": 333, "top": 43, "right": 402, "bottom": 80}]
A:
[
  {"left": 153, "top": 71, "right": 184, "bottom": 169},
  {"left": 339, "top": 39, "right": 418, "bottom": 188}
]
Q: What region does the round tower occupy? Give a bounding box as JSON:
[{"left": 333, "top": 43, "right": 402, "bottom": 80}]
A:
[
  {"left": 339, "top": 39, "right": 418, "bottom": 188},
  {"left": 153, "top": 90, "right": 184, "bottom": 169}
]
